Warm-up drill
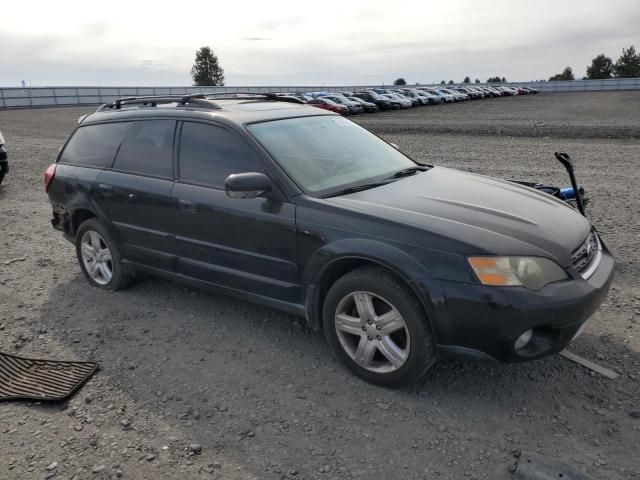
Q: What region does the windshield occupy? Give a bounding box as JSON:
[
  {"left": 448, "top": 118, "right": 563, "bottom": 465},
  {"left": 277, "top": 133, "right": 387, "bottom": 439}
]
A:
[{"left": 247, "top": 116, "right": 416, "bottom": 196}]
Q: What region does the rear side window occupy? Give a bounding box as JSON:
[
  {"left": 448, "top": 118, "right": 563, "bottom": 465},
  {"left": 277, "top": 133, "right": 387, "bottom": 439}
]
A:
[
  {"left": 178, "top": 122, "right": 263, "bottom": 188},
  {"left": 112, "top": 120, "right": 175, "bottom": 178},
  {"left": 59, "top": 123, "right": 129, "bottom": 168}
]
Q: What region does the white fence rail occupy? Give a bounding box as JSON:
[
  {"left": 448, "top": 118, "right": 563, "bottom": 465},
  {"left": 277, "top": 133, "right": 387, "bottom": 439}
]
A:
[{"left": 1, "top": 78, "right": 639, "bottom": 109}]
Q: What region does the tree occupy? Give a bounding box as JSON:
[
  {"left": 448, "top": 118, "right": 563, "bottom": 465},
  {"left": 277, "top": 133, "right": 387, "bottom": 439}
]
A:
[
  {"left": 440, "top": 80, "right": 446, "bottom": 84},
  {"left": 463, "top": 76, "right": 470, "bottom": 83},
  {"left": 486, "top": 76, "right": 503, "bottom": 83},
  {"left": 586, "top": 54, "right": 614, "bottom": 79},
  {"left": 393, "top": 78, "right": 407, "bottom": 85},
  {"left": 501, "top": 77, "right": 506, "bottom": 82},
  {"left": 613, "top": 45, "right": 640, "bottom": 78},
  {"left": 191, "top": 46, "right": 225, "bottom": 86},
  {"left": 474, "top": 78, "right": 480, "bottom": 83},
  {"left": 448, "top": 79, "right": 454, "bottom": 84},
  {"left": 549, "top": 67, "right": 574, "bottom": 81}
]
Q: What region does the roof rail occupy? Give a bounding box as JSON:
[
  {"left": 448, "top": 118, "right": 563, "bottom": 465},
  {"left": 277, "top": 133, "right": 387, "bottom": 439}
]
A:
[
  {"left": 200, "top": 92, "right": 306, "bottom": 104},
  {"left": 96, "top": 93, "right": 222, "bottom": 112},
  {"left": 96, "top": 92, "right": 305, "bottom": 112}
]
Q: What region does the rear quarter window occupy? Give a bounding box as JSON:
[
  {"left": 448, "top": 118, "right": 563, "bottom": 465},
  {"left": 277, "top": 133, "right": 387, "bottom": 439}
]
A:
[{"left": 59, "top": 123, "right": 129, "bottom": 168}]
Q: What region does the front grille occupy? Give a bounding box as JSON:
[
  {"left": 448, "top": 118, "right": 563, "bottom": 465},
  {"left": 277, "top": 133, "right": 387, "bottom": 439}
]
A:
[{"left": 571, "top": 230, "right": 600, "bottom": 276}]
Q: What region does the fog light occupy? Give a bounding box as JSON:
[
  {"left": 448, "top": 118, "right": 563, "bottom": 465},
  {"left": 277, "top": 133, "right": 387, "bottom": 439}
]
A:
[{"left": 514, "top": 329, "right": 533, "bottom": 350}]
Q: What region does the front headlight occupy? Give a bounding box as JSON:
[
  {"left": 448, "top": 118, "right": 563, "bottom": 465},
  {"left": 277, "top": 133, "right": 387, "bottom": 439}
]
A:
[{"left": 468, "top": 256, "right": 568, "bottom": 290}]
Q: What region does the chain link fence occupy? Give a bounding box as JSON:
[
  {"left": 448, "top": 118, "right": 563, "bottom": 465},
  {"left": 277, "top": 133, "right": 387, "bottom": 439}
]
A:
[{"left": 1, "top": 78, "right": 639, "bottom": 109}]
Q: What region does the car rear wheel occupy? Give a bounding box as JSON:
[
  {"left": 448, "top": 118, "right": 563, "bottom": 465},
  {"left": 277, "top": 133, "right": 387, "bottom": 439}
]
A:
[
  {"left": 75, "top": 218, "right": 129, "bottom": 290},
  {"left": 323, "top": 266, "right": 436, "bottom": 388}
]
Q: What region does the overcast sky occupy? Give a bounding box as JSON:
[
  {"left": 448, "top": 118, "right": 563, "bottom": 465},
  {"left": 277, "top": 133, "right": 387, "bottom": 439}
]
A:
[{"left": 1, "top": 0, "right": 638, "bottom": 87}]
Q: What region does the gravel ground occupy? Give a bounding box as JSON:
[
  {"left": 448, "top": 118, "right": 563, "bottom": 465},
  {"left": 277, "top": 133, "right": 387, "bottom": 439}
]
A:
[{"left": 0, "top": 91, "right": 639, "bottom": 479}]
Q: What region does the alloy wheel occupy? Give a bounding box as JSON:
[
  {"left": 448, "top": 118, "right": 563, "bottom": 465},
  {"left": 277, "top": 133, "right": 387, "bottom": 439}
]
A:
[
  {"left": 80, "top": 230, "right": 113, "bottom": 285},
  {"left": 334, "top": 291, "right": 410, "bottom": 373}
]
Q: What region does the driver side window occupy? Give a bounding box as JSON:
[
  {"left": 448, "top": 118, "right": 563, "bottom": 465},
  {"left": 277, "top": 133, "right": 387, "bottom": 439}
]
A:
[{"left": 178, "top": 122, "right": 264, "bottom": 189}]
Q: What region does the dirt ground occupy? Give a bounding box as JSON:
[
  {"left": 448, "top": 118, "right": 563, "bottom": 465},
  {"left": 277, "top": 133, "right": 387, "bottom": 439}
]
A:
[{"left": 0, "top": 91, "right": 639, "bottom": 480}]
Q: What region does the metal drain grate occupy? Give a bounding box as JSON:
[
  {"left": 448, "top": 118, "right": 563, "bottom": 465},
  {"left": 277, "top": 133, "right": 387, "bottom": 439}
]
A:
[{"left": 0, "top": 352, "right": 98, "bottom": 401}]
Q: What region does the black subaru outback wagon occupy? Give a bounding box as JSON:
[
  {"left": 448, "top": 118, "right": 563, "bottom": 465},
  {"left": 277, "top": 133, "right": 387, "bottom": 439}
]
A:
[{"left": 46, "top": 93, "right": 614, "bottom": 387}]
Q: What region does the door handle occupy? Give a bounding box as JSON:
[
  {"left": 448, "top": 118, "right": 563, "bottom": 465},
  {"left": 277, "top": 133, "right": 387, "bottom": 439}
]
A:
[{"left": 178, "top": 198, "right": 197, "bottom": 212}]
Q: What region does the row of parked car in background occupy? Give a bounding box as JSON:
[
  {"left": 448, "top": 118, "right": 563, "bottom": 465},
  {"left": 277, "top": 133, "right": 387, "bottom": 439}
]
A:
[{"left": 276, "top": 85, "right": 538, "bottom": 114}]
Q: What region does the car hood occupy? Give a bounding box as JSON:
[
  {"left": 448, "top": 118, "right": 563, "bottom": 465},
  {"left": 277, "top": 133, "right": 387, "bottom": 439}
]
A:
[{"left": 326, "top": 167, "right": 591, "bottom": 266}]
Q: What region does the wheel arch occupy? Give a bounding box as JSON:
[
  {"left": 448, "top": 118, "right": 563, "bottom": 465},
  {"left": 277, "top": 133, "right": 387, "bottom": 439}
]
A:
[
  {"left": 302, "top": 239, "right": 437, "bottom": 334},
  {"left": 71, "top": 208, "right": 97, "bottom": 235},
  {"left": 67, "top": 193, "right": 115, "bottom": 238}
]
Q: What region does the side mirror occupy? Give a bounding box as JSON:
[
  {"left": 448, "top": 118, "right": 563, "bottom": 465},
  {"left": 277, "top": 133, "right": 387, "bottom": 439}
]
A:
[{"left": 225, "top": 172, "right": 272, "bottom": 199}]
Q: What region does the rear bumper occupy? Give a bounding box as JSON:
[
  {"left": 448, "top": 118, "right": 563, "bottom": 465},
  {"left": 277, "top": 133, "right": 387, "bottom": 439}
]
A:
[
  {"left": 50, "top": 203, "right": 74, "bottom": 242},
  {"left": 415, "top": 247, "right": 615, "bottom": 363}
]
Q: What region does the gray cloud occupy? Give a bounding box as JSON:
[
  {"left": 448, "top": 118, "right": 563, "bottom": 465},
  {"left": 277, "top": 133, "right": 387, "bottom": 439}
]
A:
[{"left": 0, "top": 2, "right": 638, "bottom": 87}]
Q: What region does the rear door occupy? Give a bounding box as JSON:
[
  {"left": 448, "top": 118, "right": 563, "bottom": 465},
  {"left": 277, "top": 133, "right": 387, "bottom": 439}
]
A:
[
  {"left": 94, "top": 119, "right": 177, "bottom": 270},
  {"left": 171, "top": 121, "right": 300, "bottom": 305}
]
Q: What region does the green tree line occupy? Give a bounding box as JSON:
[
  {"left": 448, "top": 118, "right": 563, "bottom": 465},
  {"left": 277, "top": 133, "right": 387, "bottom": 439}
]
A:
[{"left": 551, "top": 45, "right": 639, "bottom": 81}]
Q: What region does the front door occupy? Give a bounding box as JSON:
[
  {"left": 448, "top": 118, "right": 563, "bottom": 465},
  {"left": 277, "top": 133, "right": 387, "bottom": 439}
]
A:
[{"left": 171, "top": 121, "right": 300, "bottom": 305}]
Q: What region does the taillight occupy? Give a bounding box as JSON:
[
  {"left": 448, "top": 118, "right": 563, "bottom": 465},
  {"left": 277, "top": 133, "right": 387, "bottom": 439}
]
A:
[{"left": 44, "top": 164, "right": 56, "bottom": 192}]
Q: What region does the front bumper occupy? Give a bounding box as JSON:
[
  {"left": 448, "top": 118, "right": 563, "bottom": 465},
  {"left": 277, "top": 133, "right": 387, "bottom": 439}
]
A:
[{"left": 417, "top": 246, "right": 615, "bottom": 363}]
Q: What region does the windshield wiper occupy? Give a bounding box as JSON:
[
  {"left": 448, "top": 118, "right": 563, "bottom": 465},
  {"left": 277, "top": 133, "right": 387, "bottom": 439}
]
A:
[
  {"left": 326, "top": 165, "right": 432, "bottom": 197},
  {"left": 327, "top": 181, "right": 392, "bottom": 197},
  {"left": 386, "top": 165, "right": 431, "bottom": 180}
]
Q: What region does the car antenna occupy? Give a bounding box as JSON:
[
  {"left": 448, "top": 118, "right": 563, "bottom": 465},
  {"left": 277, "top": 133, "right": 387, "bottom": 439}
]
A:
[{"left": 554, "top": 152, "right": 586, "bottom": 217}]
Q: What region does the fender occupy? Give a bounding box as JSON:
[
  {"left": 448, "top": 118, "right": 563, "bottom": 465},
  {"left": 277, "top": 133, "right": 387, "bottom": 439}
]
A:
[
  {"left": 48, "top": 164, "right": 112, "bottom": 236},
  {"left": 66, "top": 191, "right": 114, "bottom": 238},
  {"left": 68, "top": 197, "right": 111, "bottom": 234},
  {"left": 55, "top": 167, "right": 122, "bottom": 246},
  {"left": 302, "top": 238, "right": 441, "bottom": 333}
]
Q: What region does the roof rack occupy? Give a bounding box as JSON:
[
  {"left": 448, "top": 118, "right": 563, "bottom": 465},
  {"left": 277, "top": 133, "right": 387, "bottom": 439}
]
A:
[
  {"left": 96, "top": 93, "right": 221, "bottom": 112},
  {"left": 96, "top": 92, "right": 305, "bottom": 112},
  {"left": 199, "top": 92, "right": 306, "bottom": 104}
]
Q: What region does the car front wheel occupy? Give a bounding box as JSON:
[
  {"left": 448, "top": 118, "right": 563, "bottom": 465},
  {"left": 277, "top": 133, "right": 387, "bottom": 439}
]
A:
[{"left": 323, "top": 266, "right": 436, "bottom": 387}]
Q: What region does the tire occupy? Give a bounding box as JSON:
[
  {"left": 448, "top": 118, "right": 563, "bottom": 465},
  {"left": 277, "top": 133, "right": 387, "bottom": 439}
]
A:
[
  {"left": 322, "top": 266, "right": 436, "bottom": 388},
  {"left": 75, "top": 218, "right": 130, "bottom": 290}
]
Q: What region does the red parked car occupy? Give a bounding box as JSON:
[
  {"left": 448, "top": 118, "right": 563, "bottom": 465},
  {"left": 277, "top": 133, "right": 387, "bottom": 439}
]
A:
[{"left": 307, "top": 97, "right": 349, "bottom": 115}]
